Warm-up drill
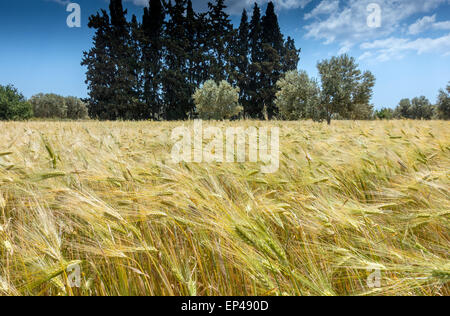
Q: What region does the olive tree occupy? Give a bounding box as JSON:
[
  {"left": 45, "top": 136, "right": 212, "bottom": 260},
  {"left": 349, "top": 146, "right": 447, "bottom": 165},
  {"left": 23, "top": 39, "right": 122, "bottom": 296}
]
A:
[
  {"left": 317, "top": 55, "right": 375, "bottom": 124},
  {"left": 30, "top": 93, "right": 67, "bottom": 118},
  {"left": 30, "top": 93, "right": 88, "bottom": 119},
  {"left": 275, "top": 70, "right": 320, "bottom": 120},
  {"left": 437, "top": 82, "right": 450, "bottom": 120},
  {"left": 193, "top": 80, "right": 242, "bottom": 120},
  {"left": 66, "top": 96, "right": 89, "bottom": 119}
]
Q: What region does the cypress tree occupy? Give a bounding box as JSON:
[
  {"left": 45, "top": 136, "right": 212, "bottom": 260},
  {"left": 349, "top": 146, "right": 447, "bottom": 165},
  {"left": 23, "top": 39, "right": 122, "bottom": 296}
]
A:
[
  {"left": 142, "top": 0, "right": 165, "bottom": 120},
  {"left": 282, "top": 36, "right": 300, "bottom": 73},
  {"left": 235, "top": 9, "right": 250, "bottom": 114},
  {"left": 248, "top": 3, "right": 264, "bottom": 118},
  {"left": 161, "top": 0, "right": 192, "bottom": 120},
  {"left": 130, "top": 14, "right": 145, "bottom": 119},
  {"left": 108, "top": 0, "right": 136, "bottom": 119},
  {"left": 261, "top": 1, "right": 284, "bottom": 119},
  {"left": 82, "top": 10, "right": 115, "bottom": 120},
  {"left": 207, "top": 0, "right": 233, "bottom": 82}
]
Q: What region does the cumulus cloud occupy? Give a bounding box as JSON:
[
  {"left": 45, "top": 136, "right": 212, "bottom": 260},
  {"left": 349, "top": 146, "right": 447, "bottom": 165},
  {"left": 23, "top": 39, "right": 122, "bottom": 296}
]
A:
[
  {"left": 408, "top": 15, "right": 437, "bottom": 35},
  {"left": 303, "top": 0, "right": 450, "bottom": 61},
  {"left": 304, "top": 0, "right": 339, "bottom": 20},
  {"left": 408, "top": 14, "right": 450, "bottom": 35},
  {"left": 360, "top": 33, "right": 450, "bottom": 62},
  {"left": 124, "top": 0, "right": 313, "bottom": 14},
  {"left": 46, "top": 0, "right": 71, "bottom": 5}
]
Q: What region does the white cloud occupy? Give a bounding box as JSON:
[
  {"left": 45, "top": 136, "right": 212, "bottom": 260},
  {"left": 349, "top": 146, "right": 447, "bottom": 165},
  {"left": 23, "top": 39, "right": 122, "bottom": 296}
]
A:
[
  {"left": 434, "top": 20, "right": 450, "bottom": 30},
  {"left": 408, "top": 15, "right": 436, "bottom": 35},
  {"left": 124, "top": 0, "right": 313, "bottom": 14},
  {"left": 304, "top": 0, "right": 339, "bottom": 20},
  {"left": 408, "top": 14, "right": 450, "bottom": 34},
  {"left": 226, "top": 0, "right": 312, "bottom": 14},
  {"left": 46, "top": 0, "right": 70, "bottom": 5},
  {"left": 303, "top": 0, "right": 450, "bottom": 60},
  {"left": 360, "top": 33, "right": 450, "bottom": 61}
]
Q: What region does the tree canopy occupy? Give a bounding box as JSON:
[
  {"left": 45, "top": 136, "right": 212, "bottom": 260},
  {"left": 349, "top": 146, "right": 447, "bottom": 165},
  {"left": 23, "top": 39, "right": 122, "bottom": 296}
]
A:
[
  {"left": 82, "top": 0, "right": 300, "bottom": 121},
  {"left": 317, "top": 54, "right": 375, "bottom": 124},
  {"left": 0, "top": 85, "right": 33, "bottom": 121}
]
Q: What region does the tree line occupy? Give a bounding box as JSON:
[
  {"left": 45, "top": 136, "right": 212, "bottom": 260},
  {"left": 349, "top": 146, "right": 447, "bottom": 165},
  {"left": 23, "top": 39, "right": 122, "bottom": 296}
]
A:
[
  {"left": 0, "top": 86, "right": 88, "bottom": 120},
  {"left": 375, "top": 86, "right": 450, "bottom": 120},
  {"left": 81, "top": 0, "right": 300, "bottom": 120}
]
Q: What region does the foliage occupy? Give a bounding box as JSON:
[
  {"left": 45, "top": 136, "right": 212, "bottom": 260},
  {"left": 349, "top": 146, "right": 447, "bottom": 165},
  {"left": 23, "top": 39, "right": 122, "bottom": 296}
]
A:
[
  {"left": 30, "top": 94, "right": 88, "bottom": 119},
  {"left": 66, "top": 96, "right": 89, "bottom": 119},
  {"left": 375, "top": 107, "right": 394, "bottom": 120},
  {"left": 437, "top": 82, "right": 450, "bottom": 120},
  {"left": 350, "top": 103, "right": 375, "bottom": 120},
  {"left": 30, "top": 94, "right": 67, "bottom": 118},
  {"left": 275, "top": 70, "right": 320, "bottom": 120},
  {"left": 83, "top": 0, "right": 300, "bottom": 121},
  {"left": 0, "top": 84, "right": 33, "bottom": 120},
  {"left": 317, "top": 54, "right": 375, "bottom": 124},
  {"left": 394, "top": 98, "right": 412, "bottom": 119},
  {"left": 394, "top": 96, "right": 435, "bottom": 120},
  {"left": 260, "top": 2, "right": 286, "bottom": 119},
  {"left": 193, "top": 80, "right": 242, "bottom": 120},
  {"left": 232, "top": 9, "right": 250, "bottom": 113}
]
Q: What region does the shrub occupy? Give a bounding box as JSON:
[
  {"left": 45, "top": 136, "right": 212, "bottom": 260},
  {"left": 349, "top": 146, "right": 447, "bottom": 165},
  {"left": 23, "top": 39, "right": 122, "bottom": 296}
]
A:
[
  {"left": 0, "top": 85, "right": 33, "bottom": 120},
  {"left": 30, "top": 93, "right": 67, "bottom": 118},
  {"left": 275, "top": 70, "right": 320, "bottom": 120},
  {"left": 375, "top": 108, "right": 394, "bottom": 120},
  {"left": 66, "top": 96, "right": 89, "bottom": 119},
  {"left": 193, "top": 80, "right": 242, "bottom": 120},
  {"left": 437, "top": 83, "right": 450, "bottom": 120},
  {"left": 350, "top": 103, "right": 375, "bottom": 120},
  {"left": 30, "top": 93, "right": 88, "bottom": 119}
]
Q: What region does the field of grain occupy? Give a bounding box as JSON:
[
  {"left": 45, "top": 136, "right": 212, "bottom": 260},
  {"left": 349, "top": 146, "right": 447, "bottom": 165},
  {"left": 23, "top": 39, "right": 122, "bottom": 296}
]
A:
[{"left": 0, "top": 120, "right": 449, "bottom": 296}]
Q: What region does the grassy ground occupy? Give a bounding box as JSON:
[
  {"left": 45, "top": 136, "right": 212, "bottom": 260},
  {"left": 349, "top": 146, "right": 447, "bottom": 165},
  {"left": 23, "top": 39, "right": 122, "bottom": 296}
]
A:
[{"left": 0, "top": 120, "right": 448, "bottom": 296}]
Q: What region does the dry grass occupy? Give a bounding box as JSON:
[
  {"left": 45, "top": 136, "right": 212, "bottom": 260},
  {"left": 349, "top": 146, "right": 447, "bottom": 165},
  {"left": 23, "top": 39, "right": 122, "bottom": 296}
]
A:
[{"left": 0, "top": 120, "right": 449, "bottom": 296}]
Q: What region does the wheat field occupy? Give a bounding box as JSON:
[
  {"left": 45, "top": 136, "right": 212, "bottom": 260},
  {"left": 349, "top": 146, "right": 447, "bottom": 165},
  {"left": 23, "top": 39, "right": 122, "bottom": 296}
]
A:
[{"left": 0, "top": 120, "right": 448, "bottom": 296}]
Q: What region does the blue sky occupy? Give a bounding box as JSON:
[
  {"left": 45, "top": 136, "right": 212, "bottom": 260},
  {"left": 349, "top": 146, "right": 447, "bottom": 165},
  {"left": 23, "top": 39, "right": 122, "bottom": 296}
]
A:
[{"left": 0, "top": 0, "right": 449, "bottom": 109}]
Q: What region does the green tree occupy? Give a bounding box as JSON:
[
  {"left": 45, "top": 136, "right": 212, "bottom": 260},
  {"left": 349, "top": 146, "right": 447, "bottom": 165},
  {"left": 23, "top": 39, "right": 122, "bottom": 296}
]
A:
[
  {"left": 394, "top": 98, "right": 412, "bottom": 119},
  {"left": 282, "top": 36, "right": 300, "bottom": 73},
  {"left": 82, "top": 9, "right": 114, "bottom": 119},
  {"left": 162, "top": 0, "right": 193, "bottom": 120},
  {"left": 66, "top": 97, "right": 89, "bottom": 119},
  {"left": 231, "top": 9, "right": 251, "bottom": 114},
  {"left": 193, "top": 80, "right": 242, "bottom": 120},
  {"left": 109, "top": 0, "right": 138, "bottom": 119},
  {"left": 350, "top": 103, "right": 374, "bottom": 120},
  {"left": 30, "top": 93, "right": 67, "bottom": 118},
  {"left": 410, "top": 96, "right": 434, "bottom": 120},
  {"left": 437, "top": 82, "right": 450, "bottom": 120},
  {"left": 275, "top": 70, "right": 320, "bottom": 120},
  {"left": 207, "top": 0, "right": 233, "bottom": 82},
  {"left": 129, "top": 14, "right": 145, "bottom": 119},
  {"left": 375, "top": 107, "right": 394, "bottom": 120},
  {"left": 0, "top": 85, "right": 33, "bottom": 120},
  {"left": 260, "top": 1, "right": 285, "bottom": 119},
  {"left": 30, "top": 94, "right": 88, "bottom": 119},
  {"left": 141, "top": 0, "right": 165, "bottom": 120},
  {"left": 247, "top": 3, "right": 264, "bottom": 118},
  {"left": 394, "top": 97, "right": 434, "bottom": 120},
  {"left": 317, "top": 54, "right": 375, "bottom": 124}
]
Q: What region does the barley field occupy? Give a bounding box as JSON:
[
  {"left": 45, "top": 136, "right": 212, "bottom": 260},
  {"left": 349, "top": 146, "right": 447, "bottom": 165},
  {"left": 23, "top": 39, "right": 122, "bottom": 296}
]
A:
[{"left": 0, "top": 120, "right": 448, "bottom": 296}]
